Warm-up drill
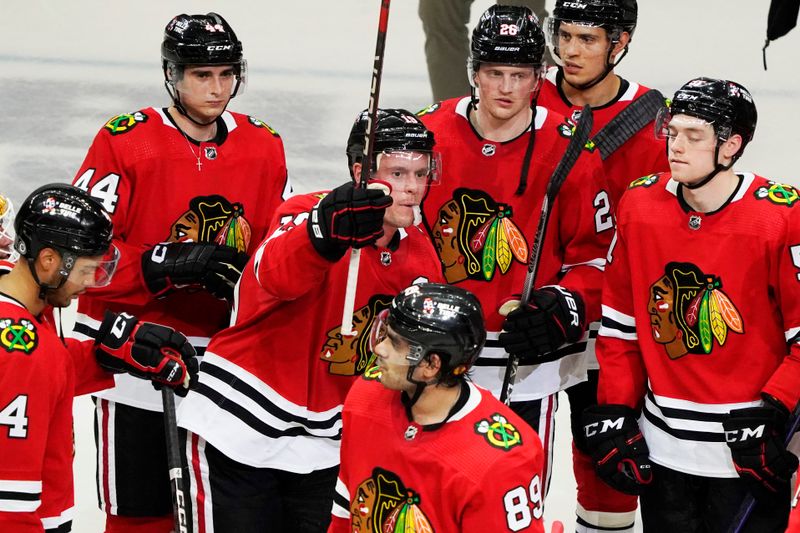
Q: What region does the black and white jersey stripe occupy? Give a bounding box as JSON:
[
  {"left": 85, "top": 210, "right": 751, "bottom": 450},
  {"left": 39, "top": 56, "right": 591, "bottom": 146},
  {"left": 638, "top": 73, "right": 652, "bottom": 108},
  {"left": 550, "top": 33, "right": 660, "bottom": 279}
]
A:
[
  {"left": 331, "top": 477, "right": 350, "bottom": 520},
  {"left": 0, "top": 479, "right": 41, "bottom": 513},
  {"left": 598, "top": 305, "right": 637, "bottom": 341}
]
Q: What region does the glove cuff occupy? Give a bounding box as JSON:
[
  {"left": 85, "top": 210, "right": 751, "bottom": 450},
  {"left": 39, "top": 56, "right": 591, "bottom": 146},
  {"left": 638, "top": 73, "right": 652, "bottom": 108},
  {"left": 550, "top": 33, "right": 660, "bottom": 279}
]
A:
[{"left": 307, "top": 206, "right": 348, "bottom": 262}]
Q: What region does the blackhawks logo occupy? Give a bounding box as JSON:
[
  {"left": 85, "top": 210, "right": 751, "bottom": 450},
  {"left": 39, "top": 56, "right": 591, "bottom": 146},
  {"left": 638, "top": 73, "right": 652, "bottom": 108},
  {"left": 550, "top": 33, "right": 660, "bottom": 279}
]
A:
[
  {"left": 475, "top": 413, "right": 522, "bottom": 451},
  {"left": 416, "top": 102, "right": 441, "bottom": 117},
  {"left": 629, "top": 174, "right": 660, "bottom": 189},
  {"left": 350, "top": 468, "right": 434, "bottom": 533},
  {"left": 648, "top": 262, "right": 744, "bottom": 360},
  {"left": 167, "top": 195, "right": 252, "bottom": 252},
  {"left": 320, "top": 294, "right": 392, "bottom": 376},
  {"left": 104, "top": 111, "right": 148, "bottom": 135},
  {"left": 0, "top": 318, "right": 37, "bottom": 354},
  {"left": 754, "top": 181, "right": 799, "bottom": 207},
  {"left": 430, "top": 188, "right": 528, "bottom": 284}
]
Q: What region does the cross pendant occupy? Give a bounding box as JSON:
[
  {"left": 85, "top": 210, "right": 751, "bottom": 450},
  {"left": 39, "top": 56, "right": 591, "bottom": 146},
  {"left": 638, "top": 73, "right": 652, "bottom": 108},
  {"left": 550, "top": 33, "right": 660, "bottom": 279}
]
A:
[{"left": 196, "top": 158, "right": 202, "bottom": 171}]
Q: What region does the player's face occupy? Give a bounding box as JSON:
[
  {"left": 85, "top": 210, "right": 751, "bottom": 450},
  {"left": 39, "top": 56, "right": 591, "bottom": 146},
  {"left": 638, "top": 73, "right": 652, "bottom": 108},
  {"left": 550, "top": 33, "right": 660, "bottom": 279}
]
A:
[
  {"left": 647, "top": 276, "right": 678, "bottom": 344},
  {"left": 666, "top": 115, "right": 718, "bottom": 184},
  {"left": 556, "top": 23, "right": 614, "bottom": 86},
  {"left": 175, "top": 65, "right": 236, "bottom": 122},
  {"left": 45, "top": 253, "right": 113, "bottom": 308},
  {"left": 371, "top": 324, "right": 416, "bottom": 392},
  {"left": 372, "top": 151, "right": 431, "bottom": 229},
  {"left": 474, "top": 64, "right": 538, "bottom": 122}
]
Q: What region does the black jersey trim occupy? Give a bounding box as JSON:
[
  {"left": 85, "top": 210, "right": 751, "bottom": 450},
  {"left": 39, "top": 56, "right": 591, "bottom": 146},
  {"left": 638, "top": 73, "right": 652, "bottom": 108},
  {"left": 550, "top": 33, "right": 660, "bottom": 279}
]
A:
[
  {"left": 45, "top": 521, "right": 73, "bottom": 533},
  {"left": 677, "top": 173, "right": 745, "bottom": 215},
  {"left": 575, "top": 516, "right": 634, "bottom": 531},
  {"left": 195, "top": 382, "right": 342, "bottom": 441},
  {"left": 163, "top": 108, "right": 229, "bottom": 146},
  {"left": 641, "top": 402, "right": 724, "bottom": 443},
  {"left": 474, "top": 340, "right": 588, "bottom": 366},
  {"left": 199, "top": 361, "right": 342, "bottom": 432},
  {"left": 554, "top": 69, "right": 631, "bottom": 111},
  {"left": 645, "top": 390, "right": 727, "bottom": 423},
  {"left": 600, "top": 315, "right": 637, "bottom": 335},
  {"left": 332, "top": 490, "right": 349, "bottom": 511},
  {"left": 0, "top": 489, "right": 41, "bottom": 501}
]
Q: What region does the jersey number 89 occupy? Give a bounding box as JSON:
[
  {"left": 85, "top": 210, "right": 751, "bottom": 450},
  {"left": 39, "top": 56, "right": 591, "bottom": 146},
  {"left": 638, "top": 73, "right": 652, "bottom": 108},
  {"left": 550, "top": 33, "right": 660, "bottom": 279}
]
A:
[{"left": 503, "top": 474, "right": 542, "bottom": 531}]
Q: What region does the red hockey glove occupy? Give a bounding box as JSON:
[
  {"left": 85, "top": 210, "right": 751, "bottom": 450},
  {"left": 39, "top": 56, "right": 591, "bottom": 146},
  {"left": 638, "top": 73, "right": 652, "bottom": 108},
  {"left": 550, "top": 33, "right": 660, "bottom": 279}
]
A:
[
  {"left": 141, "top": 241, "right": 249, "bottom": 300},
  {"left": 498, "top": 286, "right": 585, "bottom": 364},
  {"left": 95, "top": 311, "right": 198, "bottom": 396},
  {"left": 307, "top": 181, "right": 393, "bottom": 262},
  {"left": 723, "top": 397, "right": 798, "bottom": 502},
  {"left": 582, "top": 404, "right": 653, "bottom": 495}
]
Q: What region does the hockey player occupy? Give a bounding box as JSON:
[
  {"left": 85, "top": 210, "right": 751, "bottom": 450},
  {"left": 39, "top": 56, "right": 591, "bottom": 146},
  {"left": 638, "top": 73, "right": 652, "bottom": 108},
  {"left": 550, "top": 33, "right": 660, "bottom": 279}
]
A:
[
  {"left": 0, "top": 184, "right": 197, "bottom": 532},
  {"left": 176, "top": 109, "right": 444, "bottom": 532},
  {"left": 536, "top": 1, "right": 669, "bottom": 529},
  {"left": 418, "top": 4, "right": 611, "bottom": 495},
  {"left": 70, "top": 12, "right": 290, "bottom": 532},
  {"left": 330, "top": 282, "right": 545, "bottom": 532},
  {"left": 584, "top": 78, "right": 800, "bottom": 531}
]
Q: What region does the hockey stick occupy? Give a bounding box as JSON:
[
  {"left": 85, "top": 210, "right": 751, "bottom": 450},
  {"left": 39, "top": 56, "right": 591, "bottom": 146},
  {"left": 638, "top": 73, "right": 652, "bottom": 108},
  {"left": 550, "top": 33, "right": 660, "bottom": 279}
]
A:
[
  {"left": 162, "top": 386, "right": 188, "bottom": 533},
  {"left": 592, "top": 89, "right": 665, "bottom": 161},
  {"left": 341, "top": 0, "right": 391, "bottom": 336},
  {"left": 727, "top": 399, "right": 800, "bottom": 533},
  {"left": 499, "top": 105, "right": 594, "bottom": 405}
]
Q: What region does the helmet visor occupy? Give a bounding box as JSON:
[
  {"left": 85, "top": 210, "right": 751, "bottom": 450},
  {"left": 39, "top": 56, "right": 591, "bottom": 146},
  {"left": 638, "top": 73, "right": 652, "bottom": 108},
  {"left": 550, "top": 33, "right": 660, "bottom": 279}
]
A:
[
  {"left": 655, "top": 107, "right": 721, "bottom": 150},
  {"left": 0, "top": 195, "right": 18, "bottom": 262},
  {"left": 368, "top": 309, "right": 421, "bottom": 366},
  {"left": 374, "top": 150, "right": 442, "bottom": 186},
  {"left": 66, "top": 244, "right": 120, "bottom": 289}
]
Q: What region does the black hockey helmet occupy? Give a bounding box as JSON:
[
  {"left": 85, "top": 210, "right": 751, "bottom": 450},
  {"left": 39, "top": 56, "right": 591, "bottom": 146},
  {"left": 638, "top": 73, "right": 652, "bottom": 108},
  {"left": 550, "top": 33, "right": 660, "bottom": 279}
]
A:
[
  {"left": 372, "top": 283, "right": 486, "bottom": 385},
  {"left": 346, "top": 108, "right": 437, "bottom": 180},
  {"left": 15, "top": 184, "right": 117, "bottom": 293},
  {"left": 551, "top": 0, "right": 638, "bottom": 37},
  {"left": 666, "top": 77, "right": 757, "bottom": 154},
  {"left": 161, "top": 12, "right": 244, "bottom": 69},
  {"left": 471, "top": 5, "right": 546, "bottom": 69}
]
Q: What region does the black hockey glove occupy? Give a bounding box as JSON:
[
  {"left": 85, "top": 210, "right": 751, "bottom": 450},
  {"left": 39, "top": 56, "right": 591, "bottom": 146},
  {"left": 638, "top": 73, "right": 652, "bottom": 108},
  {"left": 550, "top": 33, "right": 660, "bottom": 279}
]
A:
[
  {"left": 582, "top": 404, "right": 653, "bottom": 495},
  {"left": 498, "top": 286, "right": 586, "bottom": 364},
  {"left": 723, "top": 396, "right": 799, "bottom": 502},
  {"left": 307, "top": 181, "right": 393, "bottom": 262},
  {"left": 141, "top": 241, "right": 249, "bottom": 300},
  {"left": 95, "top": 311, "right": 199, "bottom": 397}
]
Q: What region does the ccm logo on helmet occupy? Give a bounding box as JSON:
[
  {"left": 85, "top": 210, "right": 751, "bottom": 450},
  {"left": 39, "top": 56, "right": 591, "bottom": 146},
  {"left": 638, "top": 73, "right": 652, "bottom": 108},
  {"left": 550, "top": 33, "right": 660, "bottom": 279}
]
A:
[
  {"left": 563, "top": 2, "right": 588, "bottom": 8},
  {"left": 724, "top": 425, "right": 765, "bottom": 443},
  {"left": 207, "top": 45, "right": 233, "bottom": 51},
  {"left": 585, "top": 417, "right": 624, "bottom": 437}
]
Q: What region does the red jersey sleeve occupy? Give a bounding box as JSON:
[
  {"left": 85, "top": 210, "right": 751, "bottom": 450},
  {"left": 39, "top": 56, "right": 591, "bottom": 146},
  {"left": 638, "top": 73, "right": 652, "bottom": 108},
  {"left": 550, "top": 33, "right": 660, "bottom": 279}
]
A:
[
  {"left": 63, "top": 337, "right": 114, "bottom": 396},
  {"left": 596, "top": 220, "right": 648, "bottom": 408},
  {"left": 72, "top": 126, "right": 151, "bottom": 307},
  {"left": 555, "top": 147, "right": 614, "bottom": 324},
  {"left": 763, "top": 206, "right": 800, "bottom": 410}
]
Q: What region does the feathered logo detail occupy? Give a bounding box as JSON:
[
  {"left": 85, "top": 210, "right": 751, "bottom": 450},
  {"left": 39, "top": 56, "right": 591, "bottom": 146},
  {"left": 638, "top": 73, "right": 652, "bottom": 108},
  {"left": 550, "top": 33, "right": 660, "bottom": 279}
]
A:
[
  {"left": 684, "top": 275, "right": 743, "bottom": 353},
  {"left": 468, "top": 204, "right": 528, "bottom": 281}
]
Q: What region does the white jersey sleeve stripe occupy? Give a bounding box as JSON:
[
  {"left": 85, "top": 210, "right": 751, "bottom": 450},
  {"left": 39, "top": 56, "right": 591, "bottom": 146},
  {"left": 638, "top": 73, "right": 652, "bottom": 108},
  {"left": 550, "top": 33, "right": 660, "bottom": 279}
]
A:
[
  {"left": 331, "top": 477, "right": 350, "bottom": 519},
  {"left": 786, "top": 326, "right": 800, "bottom": 344}
]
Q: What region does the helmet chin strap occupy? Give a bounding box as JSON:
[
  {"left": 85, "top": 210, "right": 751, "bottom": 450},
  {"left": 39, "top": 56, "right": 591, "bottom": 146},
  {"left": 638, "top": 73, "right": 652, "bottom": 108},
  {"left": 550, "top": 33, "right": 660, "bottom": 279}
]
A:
[
  {"left": 26, "top": 257, "right": 68, "bottom": 301},
  {"left": 560, "top": 46, "right": 628, "bottom": 91},
  {"left": 685, "top": 144, "right": 734, "bottom": 190},
  {"left": 172, "top": 90, "right": 227, "bottom": 127}
]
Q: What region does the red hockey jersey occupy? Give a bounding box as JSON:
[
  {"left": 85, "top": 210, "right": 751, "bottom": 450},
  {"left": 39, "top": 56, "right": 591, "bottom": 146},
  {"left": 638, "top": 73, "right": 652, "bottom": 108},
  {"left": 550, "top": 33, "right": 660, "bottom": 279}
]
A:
[
  {"left": 538, "top": 67, "right": 669, "bottom": 207},
  {"left": 71, "top": 107, "right": 290, "bottom": 411},
  {"left": 177, "top": 191, "right": 444, "bottom": 473},
  {"left": 597, "top": 172, "right": 800, "bottom": 477},
  {"left": 330, "top": 377, "right": 544, "bottom": 532},
  {"left": 418, "top": 97, "right": 612, "bottom": 400},
  {"left": 0, "top": 293, "right": 113, "bottom": 532}
]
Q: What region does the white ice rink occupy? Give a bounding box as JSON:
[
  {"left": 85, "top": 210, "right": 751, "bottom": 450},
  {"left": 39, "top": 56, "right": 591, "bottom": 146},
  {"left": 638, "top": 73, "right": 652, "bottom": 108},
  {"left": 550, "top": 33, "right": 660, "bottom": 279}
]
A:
[{"left": 2, "top": 1, "right": 799, "bottom": 531}]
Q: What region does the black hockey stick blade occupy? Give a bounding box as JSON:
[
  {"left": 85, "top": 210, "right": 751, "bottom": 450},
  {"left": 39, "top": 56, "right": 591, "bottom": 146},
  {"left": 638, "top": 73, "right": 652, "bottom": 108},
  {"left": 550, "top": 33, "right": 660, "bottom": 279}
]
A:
[
  {"left": 726, "top": 399, "right": 800, "bottom": 533},
  {"left": 593, "top": 89, "right": 665, "bottom": 161},
  {"left": 162, "top": 387, "right": 189, "bottom": 533},
  {"left": 500, "top": 106, "right": 594, "bottom": 405}
]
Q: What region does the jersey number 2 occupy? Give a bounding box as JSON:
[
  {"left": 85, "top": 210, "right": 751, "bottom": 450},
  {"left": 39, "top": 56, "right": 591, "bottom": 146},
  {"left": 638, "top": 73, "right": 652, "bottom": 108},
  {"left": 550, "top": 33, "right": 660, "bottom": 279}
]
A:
[
  {"left": 0, "top": 395, "right": 29, "bottom": 439},
  {"left": 503, "top": 474, "right": 542, "bottom": 531}
]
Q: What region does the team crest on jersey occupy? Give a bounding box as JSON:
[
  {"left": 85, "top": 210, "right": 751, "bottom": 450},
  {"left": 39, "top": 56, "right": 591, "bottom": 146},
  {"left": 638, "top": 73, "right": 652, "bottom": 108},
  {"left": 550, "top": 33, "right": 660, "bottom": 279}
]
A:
[
  {"left": 648, "top": 262, "right": 744, "bottom": 360},
  {"left": 416, "top": 102, "right": 441, "bottom": 117},
  {"left": 247, "top": 116, "right": 280, "bottom": 137},
  {"left": 430, "top": 188, "right": 528, "bottom": 284},
  {"left": 754, "top": 181, "right": 799, "bottom": 207},
  {"left": 350, "top": 468, "right": 434, "bottom": 533},
  {"left": 362, "top": 365, "right": 382, "bottom": 381},
  {"left": 167, "top": 195, "right": 252, "bottom": 252},
  {"left": 629, "top": 174, "right": 660, "bottom": 189},
  {"left": 321, "top": 294, "right": 393, "bottom": 376},
  {"left": 0, "top": 318, "right": 37, "bottom": 354},
  {"left": 104, "top": 111, "right": 148, "bottom": 135},
  {"left": 475, "top": 413, "right": 522, "bottom": 451}
]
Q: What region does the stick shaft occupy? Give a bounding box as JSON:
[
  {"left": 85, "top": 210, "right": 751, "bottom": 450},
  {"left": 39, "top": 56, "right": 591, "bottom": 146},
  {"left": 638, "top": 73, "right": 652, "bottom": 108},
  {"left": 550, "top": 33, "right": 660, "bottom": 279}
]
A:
[{"left": 162, "top": 388, "right": 188, "bottom": 533}]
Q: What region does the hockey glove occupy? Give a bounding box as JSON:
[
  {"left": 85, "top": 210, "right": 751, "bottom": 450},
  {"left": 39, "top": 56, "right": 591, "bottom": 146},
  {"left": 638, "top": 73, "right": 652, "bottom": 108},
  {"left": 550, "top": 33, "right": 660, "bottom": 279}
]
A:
[
  {"left": 582, "top": 404, "right": 653, "bottom": 495},
  {"left": 141, "top": 241, "right": 249, "bottom": 300},
  {"left": 95, "top": 311, "right": 199, "bottom": 397},
  {"left": 498, "top": 286, "right": 586, "bottom": 364},
  {"left": 723, "top": 397, "right": 799, "bottom": 502},
  {"left": 307, "top": 181, "right": 393, "bottom": 262}
]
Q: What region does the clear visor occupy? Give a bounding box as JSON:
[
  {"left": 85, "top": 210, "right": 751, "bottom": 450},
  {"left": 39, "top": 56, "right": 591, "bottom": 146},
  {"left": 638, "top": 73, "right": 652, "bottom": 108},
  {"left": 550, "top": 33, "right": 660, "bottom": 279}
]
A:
[
  {"left": 167, "top": 60, "right": 248, "bottom": 99},
  {"left": 65, "top": 244, "right": 120, "bottom": 289},
  {"left": 0, "top": 195, "right": 18, "bottom": 263},
  {"left": 655, "top": 108, "right": 723, "bottom": 150},
  {"left": 544, "top": 17, "right": 617, "bottom": 66},
  {"left": 368, "top": 309, "right": 419, "bottom": 366},
  {"left": 374, "top": 150, "right": 442, "bottom": 186}
]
